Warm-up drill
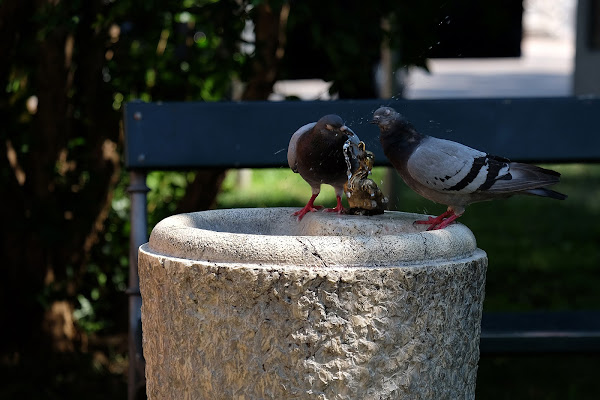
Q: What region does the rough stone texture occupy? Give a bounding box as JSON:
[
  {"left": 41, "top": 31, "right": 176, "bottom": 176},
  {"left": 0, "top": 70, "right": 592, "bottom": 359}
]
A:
[{"left": 139, "top": 207, "right": 487, "bottom": 399}]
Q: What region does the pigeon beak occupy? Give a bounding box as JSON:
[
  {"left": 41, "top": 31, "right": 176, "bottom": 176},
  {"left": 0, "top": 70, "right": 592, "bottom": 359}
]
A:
[
  {"left": 341, "top": 125, "right": 355, "bottom": 136},
  {"left": 370, "top": 117, "right": 379, "bottom": 125}
]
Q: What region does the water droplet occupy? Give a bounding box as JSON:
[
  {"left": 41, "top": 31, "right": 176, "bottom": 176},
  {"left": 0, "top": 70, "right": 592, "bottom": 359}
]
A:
[{"left": 343, "top": 139, "right": 354, "bottom": 187}]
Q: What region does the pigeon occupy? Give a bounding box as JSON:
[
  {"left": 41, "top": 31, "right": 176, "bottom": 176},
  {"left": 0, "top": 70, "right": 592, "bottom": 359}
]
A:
[
  {"left": 288, "top": 114, "right": 360, "bottom": 220},
  {"left": 372, "top": 106, "right": 567, "bottom": 230}
]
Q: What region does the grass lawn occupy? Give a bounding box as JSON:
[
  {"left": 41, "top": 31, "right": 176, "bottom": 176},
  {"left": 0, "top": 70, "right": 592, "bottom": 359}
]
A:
[
  {"left": 217, "top": 164, "right": 600, "bottom": 399},
  {"left": 217, "top": 164, "right": 600, "bottom": 312}
]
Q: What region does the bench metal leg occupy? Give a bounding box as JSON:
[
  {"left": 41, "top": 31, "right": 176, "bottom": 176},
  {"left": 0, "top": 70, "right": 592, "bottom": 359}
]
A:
[{"left": 127, "top": 170, "right": 149, "bottom": 400}]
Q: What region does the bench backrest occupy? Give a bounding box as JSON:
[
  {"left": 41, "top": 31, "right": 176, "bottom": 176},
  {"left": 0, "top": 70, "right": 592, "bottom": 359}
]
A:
[{"left": 124, "top": 97, "right": 600, "bottom": 171}]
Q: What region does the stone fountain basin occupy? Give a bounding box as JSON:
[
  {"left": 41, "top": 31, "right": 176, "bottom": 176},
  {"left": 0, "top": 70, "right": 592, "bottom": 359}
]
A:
[
  {"left": 148, "top": 207, "right": 480, "bottom": 268},
  {"left": 140, "top": 207, "right": 487, "bottom": 398}
]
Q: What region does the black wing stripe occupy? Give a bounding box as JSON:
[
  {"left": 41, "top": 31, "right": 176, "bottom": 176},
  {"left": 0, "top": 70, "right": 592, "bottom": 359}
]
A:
[
  {"left": 446, "top": 156, "right": 487, "bottom": 192},
  {"left": 477, "top": 158, "right": 510, "bottom": 191}
]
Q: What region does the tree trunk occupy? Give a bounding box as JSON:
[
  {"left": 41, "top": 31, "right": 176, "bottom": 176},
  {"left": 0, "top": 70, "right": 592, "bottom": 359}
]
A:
[
  {"left": 0, "top": 0, "right": 120, "bottom": 356},
  {"left": 242, "top": 2, "right": 290, "bottom": 101},
  {"left": 178, "top": 2, "right": 290, "bottom": 213}
]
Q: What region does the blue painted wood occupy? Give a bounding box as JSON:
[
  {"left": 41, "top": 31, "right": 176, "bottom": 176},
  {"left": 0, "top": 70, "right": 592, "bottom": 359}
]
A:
[
  {"left": 480, "top": 311, "right": 600, "bottom": 354},
  {"left": 124, "top": 97, "right": 600, "bottom": 169}
]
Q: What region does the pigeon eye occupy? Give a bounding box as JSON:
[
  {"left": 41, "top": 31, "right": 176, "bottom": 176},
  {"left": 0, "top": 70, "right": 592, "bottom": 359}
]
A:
[{"left": 384, "top": 109, "right": 390, "bottom": 116}]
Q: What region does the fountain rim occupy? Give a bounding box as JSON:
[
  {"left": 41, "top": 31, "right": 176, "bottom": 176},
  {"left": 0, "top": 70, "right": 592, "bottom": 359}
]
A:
[{"left": 146, "top": 207, "right": 482, "bottom": 267}]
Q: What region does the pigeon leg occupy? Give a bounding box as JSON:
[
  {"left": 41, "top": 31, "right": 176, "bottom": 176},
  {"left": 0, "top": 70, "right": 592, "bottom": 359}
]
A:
[
  {"left": 293, "top": 194, "right": 323, "bottom": 221},
  {"left": 324, "top": 195, "right": 345, "bottom": 214},
  {"left": 427, "top": 213, "right": 461, "bottom": 230},
  {"left": 414, "top": 209, "right": 454, "bottom": 228}
]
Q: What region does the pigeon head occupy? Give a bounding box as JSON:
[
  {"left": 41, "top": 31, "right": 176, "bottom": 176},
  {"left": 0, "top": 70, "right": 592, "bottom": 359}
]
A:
[
  {"left": 371, "top": 107, "right": 402, "bottom": 130},
  {"left": 371, "top": 107, "right": 417, "bottom": 136},
  {"left": 314, "top": 114, "right": 355, "bottom": 137}
]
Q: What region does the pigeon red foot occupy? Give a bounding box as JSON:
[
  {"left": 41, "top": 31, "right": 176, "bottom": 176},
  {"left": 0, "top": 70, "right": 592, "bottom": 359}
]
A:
[
  {"left": 323, "top": 195, "right": 346, "bottom": 214},
  {"left": 293, "top": 194, "right": 323, "bottom": 221},
  {"left": 414, "top": 209, "right": 461, "bottom": 230}
]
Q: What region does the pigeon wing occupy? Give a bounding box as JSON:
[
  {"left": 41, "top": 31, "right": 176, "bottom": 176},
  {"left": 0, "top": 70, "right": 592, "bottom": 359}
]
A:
[
  {"left": 287, "top": 122, "right": 316, "bottom": 172},
  {"left": 407, "top": 137, "right": 510, "bottom": 194}
]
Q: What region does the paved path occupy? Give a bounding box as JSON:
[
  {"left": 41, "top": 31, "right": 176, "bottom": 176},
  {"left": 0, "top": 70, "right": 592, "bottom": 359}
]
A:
[
  {"left": 404, "top": 36, "right": 574, "bottom": 99},
  {"left": 269, "top": 37, "right": 575, "bottom": 101}
]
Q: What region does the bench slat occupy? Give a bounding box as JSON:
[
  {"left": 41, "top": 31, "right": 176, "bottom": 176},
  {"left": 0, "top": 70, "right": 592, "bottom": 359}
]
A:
[
  {"left": 480, "top": 311, "right": 600, "bottom": 354},
  {"left": 124, "top": 97, "right": 600, "bottom": 169}
]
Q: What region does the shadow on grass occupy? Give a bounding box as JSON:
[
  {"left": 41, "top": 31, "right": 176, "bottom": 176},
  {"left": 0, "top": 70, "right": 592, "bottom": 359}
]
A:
[
  {"left": 0, "top": 351, "right": 127, "bottom": 400},
  {"left": 477, "top": 355, "right": 600, "bottom": 400}
]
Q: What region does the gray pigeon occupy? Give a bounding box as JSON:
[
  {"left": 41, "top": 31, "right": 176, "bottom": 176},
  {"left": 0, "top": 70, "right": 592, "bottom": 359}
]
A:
[
  {"left": 372, "top": 106, "right": 567, "bottom": 230},
  {"left": 288, "top": 114, "right": 360, "bottom": 220}
]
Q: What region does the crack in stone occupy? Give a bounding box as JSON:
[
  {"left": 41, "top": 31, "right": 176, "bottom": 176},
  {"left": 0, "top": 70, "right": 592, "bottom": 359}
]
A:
[
  {"left": 295, "top": 237, "right": 328, "bottom": 268},
  {"left": 421, "top": 233, "right": 429, "bottom": 260}
]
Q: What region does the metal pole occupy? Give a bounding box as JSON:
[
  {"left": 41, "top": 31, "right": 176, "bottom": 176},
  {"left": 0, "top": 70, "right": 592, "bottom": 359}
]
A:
[
  {"left": 379, "top": 17, "right": 403, "bottom": 210},
  {"left": 127, "top": 170, "right": 149, "bottom": 400}
]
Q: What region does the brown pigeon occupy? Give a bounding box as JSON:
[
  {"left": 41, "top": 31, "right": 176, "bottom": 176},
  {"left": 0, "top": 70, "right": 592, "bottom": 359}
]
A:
[{"left": 288, "top": 114, "right": 360, "bottom": 220}]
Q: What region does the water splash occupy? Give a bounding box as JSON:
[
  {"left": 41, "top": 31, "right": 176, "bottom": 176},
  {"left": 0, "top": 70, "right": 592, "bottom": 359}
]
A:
[{"left": 343, "top": 139, "right": 354, "bottom": 185}]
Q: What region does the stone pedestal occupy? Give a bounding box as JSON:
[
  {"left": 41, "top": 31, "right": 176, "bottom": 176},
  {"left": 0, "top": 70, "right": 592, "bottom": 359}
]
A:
[{"left": 138, "top": 207, "right": 487, "bottom": 399}]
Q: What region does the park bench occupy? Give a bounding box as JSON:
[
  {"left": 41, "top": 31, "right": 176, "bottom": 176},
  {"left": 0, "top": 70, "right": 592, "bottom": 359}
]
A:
[{"left": 124, "top": 97, "right": 600, "bottom": 399}]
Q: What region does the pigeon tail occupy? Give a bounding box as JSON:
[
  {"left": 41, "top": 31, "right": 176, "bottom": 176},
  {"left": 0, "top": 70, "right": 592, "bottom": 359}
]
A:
[
  {"left": 510, "top": 163, "right": 561, "bottom": 181},
  {"left": 523, "top": 187, "right": 568, "bottom": 200},
  {"left": 485, "top": 162, "right": 564, "bottom": 193}
]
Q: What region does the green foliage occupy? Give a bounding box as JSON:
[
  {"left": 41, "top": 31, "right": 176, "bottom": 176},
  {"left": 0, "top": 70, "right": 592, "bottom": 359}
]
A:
[
  {"left": 75, "top": 170, "right": 196, "bottom": 337},
  {"left": 147, "top": 171, "right": 196, "bottom": 228},
  {"left": 2, "top": 0, "right": 255, "bottom": 334},
  {"left": 2, "top": 2, "right": 260, "bottom": 395},
  {"left": 99, "top": 0, "right": 250, "bottom": 103}
]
